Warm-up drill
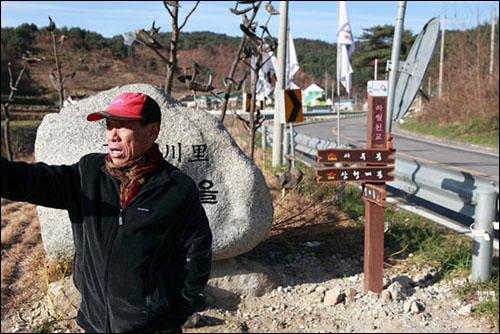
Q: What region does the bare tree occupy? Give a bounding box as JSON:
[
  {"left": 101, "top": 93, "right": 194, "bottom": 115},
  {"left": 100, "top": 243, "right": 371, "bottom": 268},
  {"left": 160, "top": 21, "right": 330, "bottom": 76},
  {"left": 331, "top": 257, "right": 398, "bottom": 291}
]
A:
[
  {"left": 235, "top": 1, "right": 279, "bottom": 161},
  {"left": 177, "top": 58, "right": 216, "bottom": 97},
  {"left": 135, "top": 1, "right": 200, "bottom": 95},
  {"left": 47, "top": 16, "right": 84, "bottom": 111},
  {"left": 219, "top": 1, "right": 263, "bottom": 123},
  {"left": 2, "top": 52, "right": 43, "bottom": 160}
]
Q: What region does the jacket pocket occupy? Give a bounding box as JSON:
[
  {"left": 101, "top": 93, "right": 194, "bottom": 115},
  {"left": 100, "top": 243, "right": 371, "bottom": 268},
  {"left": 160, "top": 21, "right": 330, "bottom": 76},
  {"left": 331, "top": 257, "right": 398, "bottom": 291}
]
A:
[{"left": 147, "top": 274, "right": 170, "bottom": 317}]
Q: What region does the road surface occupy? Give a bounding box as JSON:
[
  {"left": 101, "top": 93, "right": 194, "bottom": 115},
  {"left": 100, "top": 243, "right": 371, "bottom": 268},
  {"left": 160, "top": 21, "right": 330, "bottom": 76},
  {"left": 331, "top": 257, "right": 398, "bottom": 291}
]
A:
[{"left": 294, "top": 117, "right": 499, "bottom": 180}]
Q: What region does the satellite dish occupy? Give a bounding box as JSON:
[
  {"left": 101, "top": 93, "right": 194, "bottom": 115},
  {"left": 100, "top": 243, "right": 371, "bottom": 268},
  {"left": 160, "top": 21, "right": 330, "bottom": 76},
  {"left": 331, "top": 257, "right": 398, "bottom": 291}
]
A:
[{"left": 392, "top": 17, "right": 440, "bottom": 122}]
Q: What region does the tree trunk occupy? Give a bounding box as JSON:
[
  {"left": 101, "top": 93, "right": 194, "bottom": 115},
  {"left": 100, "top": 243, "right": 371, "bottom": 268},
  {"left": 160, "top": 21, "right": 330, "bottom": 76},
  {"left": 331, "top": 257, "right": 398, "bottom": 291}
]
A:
[
  {"left": 220, "top": 35, "right": 248, "bottom": 123},
  {"left": 51, "top": 31, "right": 64, "bottom": 111},
  {"left": 219, "top": 1, "right": 262, "bottom": 123},
  {"left": 2, "top": 106, "right": 13, "bottom": 160},
  {"left": 248, "top": 54, "right": 262, "bottom": 161},
  {"left": 165, "top": 6, "right": 179, "bottom": 95}
]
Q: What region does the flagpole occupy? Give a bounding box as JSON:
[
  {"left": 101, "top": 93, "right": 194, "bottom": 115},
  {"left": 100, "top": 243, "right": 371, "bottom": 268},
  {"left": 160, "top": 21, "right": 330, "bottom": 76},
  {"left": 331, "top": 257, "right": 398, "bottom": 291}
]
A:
[
  {"left": 272, "top": 1, "right": 288, "bottom": 167},
  {"left": 336, "top": 1, "right": 341, "bottom": 147}
]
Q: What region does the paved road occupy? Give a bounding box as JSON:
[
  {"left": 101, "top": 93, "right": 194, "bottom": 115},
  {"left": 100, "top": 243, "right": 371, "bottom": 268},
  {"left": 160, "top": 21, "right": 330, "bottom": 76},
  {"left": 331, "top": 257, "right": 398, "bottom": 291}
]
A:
[{"left": 294, "top": 117, "right": 499, "bottom": 180}]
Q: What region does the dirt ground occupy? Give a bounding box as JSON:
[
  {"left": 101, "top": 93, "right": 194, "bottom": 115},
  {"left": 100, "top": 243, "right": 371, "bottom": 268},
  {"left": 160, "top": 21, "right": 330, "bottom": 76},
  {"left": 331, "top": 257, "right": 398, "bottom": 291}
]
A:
[{"left": 1, "top": 121, "right": 498, "bottom": 333}]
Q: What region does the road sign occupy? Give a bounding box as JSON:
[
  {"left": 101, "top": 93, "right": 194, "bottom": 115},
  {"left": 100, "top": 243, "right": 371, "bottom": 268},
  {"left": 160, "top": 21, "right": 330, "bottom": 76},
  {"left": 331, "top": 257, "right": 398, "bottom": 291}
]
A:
[
  {"left": 367, "top": 96, "right": 388, "bottom": 148},
  {"left": 392, "top": 17, "right": 440, "bottom": 122},
  {"left": 284, "top": 89, "right": 303, "bottom": 123},
  {"left": 367, "top": 80, "right": 388, "bottom": 97},
  {"left": 316, "top": 166, "right": 394, "bottom": 183},
  {"left": 317, "top": 148, "right": 395, "bottom": 165},
  {"left": 362, "top": 184, "right": 387, "bottom": 207},
  {"left": 244, "top": 93, "right": 252, "bottom": 112}
]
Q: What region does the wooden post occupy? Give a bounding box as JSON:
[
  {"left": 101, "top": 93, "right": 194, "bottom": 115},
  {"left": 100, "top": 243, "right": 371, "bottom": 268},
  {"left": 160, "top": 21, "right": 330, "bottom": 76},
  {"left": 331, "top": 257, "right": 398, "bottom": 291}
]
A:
[{"left": 364, "top": 95, "right": 387, "bottom": 294}]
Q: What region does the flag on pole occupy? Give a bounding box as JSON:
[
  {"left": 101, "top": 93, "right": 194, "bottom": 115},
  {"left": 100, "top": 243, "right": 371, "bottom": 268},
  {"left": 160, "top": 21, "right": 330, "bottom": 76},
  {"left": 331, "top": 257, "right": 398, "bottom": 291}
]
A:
[
  {"left": 122, "top": 31, "right": 136, "bottom": 46},
  {"left": 251, "top": 55, "right": 273, "bottom": 97},
  {"left": 286, "top": 29, "right": 300, "bottom": 89},
  {"left": 270, "top": 28, "right": 300, "bottom": 89},
  {"left": 337, "top": 1, "right": 355, "bottom": 95}
]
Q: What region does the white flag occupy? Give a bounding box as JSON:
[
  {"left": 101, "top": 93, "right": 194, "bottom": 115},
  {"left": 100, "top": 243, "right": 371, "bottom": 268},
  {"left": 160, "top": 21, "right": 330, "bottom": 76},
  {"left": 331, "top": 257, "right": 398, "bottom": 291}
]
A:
[
  {"left": 122, "top": 31, "right": 136, "bottom": 46},
  {"left": 269, "top": 28, "right": 300, "bottom": 89},
  {"left": 252, "top": 53, "right": 274, "bottom": 97},
  {"left": 286, "top": 29, "right": 300, "bottom": 89},
  {"left": 337, "top": 1, "right": 355, "bottom": 94}
]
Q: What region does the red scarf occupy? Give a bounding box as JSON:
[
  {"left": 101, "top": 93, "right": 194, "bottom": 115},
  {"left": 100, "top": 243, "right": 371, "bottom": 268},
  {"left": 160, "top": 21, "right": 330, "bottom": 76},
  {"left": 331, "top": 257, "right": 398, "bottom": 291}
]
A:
[{"left": 105, "top": 143, "right": 164, "bottom": 209}]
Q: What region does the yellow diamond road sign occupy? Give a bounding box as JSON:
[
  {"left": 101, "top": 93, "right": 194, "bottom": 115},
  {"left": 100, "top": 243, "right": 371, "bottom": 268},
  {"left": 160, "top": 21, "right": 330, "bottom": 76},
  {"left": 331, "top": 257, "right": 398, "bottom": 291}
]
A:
[{"left": 284, "top": 89, "right": 303, "bottom": 123}]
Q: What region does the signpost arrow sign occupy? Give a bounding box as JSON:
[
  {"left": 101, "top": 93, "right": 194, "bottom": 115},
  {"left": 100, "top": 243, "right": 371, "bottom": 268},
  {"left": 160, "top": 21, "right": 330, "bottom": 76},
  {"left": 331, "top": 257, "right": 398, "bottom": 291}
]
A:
[
  {"left": 316, "top": 166, "right": 395, "bottom": 183},
  {"left": 362, "top": 184, "right": 387, "bottom": 207},
  {"left": 284, "top": 89, "right": 303, "bottom": 123},
  {"left": 317, "top": 148, "right": 395, "bottom": 165}
]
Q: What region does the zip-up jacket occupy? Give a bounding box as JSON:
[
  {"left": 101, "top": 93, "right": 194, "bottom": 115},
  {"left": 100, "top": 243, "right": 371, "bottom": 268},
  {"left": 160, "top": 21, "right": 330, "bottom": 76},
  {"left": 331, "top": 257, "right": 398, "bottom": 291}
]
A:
[{"left": 1, "top": 154, "right": 213, "bottom": 333}]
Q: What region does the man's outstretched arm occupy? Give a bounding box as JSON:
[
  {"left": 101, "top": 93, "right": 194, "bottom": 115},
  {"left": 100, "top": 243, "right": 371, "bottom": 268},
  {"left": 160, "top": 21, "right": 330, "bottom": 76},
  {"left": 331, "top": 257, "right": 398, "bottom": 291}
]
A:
[{"left": 1, "top": 156, "right": 79, "bottom": 210}]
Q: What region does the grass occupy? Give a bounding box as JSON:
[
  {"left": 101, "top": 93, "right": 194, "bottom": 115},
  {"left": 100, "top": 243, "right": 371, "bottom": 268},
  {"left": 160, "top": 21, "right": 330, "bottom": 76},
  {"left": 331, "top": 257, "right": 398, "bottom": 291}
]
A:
[
  {"left": 252, "top": 130, "right": 499, "bottom": 326},
  {"left": 1, "top": 120, "right": 42, "bottom": 130},
  {"left": 399, "top": 116, "right": 499, "bottom": 147}
]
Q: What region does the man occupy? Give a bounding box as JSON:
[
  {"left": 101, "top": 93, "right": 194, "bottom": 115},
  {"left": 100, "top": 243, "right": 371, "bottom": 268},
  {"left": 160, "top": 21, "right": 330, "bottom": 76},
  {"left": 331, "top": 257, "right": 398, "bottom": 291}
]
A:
[{"left": 1, "top": 92, "right": 213, "bottom": 333}]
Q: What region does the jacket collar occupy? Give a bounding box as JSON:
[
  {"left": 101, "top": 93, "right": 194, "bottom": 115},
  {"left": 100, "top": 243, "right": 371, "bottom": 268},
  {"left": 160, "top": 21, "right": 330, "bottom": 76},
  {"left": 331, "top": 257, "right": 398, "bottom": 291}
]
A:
[{"left": 100, "top": 156, "right": 171, "bottom": 188}]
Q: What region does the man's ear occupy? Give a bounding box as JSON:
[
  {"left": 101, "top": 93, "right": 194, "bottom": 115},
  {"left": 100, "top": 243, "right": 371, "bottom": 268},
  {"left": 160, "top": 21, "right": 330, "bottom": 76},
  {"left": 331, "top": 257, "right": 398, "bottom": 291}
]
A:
[{"left": 148, "top": 122, "right": 160, "bottom": 139}]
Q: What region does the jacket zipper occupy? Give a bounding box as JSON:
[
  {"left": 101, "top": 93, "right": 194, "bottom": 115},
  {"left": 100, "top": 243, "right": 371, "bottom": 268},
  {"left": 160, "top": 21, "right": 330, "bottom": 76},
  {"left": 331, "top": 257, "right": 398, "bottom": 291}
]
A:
[
  {"left": 103, "top": 174, "right": 168, "bottom": 331},
  {"left": 114, "top": 183, "right": 164, "bottom": 226},
  {"left": 103, "top": 216, "right": 120, "bottom": 333}
]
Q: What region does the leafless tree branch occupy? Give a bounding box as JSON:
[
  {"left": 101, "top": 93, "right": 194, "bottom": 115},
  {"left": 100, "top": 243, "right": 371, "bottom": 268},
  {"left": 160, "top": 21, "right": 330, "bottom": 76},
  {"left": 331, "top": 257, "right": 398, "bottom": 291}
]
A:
[{"left": 179, "top": 1, "right": 200, "bottom": 31}]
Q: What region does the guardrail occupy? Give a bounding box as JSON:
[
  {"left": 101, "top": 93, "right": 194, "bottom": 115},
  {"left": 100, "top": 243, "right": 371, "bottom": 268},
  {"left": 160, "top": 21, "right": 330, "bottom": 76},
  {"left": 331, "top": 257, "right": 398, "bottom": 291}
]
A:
[
  {"left": 208, "top": 109, "right": 366, "bottom": 120},
  {"left": 262, "top": 123, "right": 499, "bottom": 222}
]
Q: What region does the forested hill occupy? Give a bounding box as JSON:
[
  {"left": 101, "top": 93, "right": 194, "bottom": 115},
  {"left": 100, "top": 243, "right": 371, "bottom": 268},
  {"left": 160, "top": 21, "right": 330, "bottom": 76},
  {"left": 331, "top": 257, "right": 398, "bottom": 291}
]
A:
[{"left": 1, "top": 22, "right": 496, "bottom": 100}]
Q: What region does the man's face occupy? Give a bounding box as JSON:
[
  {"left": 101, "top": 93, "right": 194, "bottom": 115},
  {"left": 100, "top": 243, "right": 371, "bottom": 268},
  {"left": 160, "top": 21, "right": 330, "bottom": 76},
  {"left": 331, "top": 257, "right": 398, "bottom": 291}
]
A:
[{"left": 105, "top": 119, "right": 159, "bottom": 166}]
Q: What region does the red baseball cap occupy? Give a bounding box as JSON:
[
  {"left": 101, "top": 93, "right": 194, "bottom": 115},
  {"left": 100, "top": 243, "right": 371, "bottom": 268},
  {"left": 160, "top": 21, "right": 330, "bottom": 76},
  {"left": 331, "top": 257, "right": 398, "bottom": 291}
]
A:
[{"left": 87, "top": 92, "right": 161, "bottom": 123}]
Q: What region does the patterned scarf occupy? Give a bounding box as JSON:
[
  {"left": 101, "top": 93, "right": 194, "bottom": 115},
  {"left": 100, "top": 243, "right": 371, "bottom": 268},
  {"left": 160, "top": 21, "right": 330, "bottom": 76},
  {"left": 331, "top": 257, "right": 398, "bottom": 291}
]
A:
[{"left": 105, "top": 143, "right": 164, "bottom": 209}]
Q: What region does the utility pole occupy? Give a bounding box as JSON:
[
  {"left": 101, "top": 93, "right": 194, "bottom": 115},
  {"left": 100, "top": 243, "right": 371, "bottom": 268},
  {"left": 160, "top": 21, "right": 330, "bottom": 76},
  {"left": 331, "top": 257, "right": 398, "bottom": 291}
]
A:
[
  {"left": 438, "top": 6, "right": 445, "bottom": 97},
  {"left": 490, "top": 7, "right": 496, "bottom": 77},
  {"left": 272, "top": 1, "right": 288, "bottom": 167},
  {"left": 325, "top": 71, "right": 328, "bottom": 102},
  {"left": 386, "top": 1, "right": 406, "bottom": 133},
  {"left": 374, "top": 59, "right": 378, "bottom": 80},
  {"left": 331, "top": 79, "right": 334, "bottom": 105}
]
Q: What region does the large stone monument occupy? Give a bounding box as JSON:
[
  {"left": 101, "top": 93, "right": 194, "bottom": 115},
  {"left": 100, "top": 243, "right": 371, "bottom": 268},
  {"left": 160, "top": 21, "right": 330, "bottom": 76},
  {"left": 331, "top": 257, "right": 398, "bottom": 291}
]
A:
[{"left": 34, "top": 83, "right": 273, "bottom": 260}]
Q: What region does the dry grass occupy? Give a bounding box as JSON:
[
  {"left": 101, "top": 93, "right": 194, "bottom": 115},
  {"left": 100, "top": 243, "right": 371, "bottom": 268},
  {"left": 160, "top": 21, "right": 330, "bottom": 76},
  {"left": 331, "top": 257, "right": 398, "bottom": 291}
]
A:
[
  {"left": 420, "top": 26, "right": 499, "bottom": 131},
  {"left": 1, "top": 197, "right": 46, "bottom": 320}
]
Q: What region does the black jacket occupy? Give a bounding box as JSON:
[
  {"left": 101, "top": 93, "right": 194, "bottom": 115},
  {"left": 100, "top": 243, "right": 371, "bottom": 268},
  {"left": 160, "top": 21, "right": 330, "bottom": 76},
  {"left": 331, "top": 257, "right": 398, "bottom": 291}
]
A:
[{"left": 1, "top": 154, "right": 212, "bottom": 333}]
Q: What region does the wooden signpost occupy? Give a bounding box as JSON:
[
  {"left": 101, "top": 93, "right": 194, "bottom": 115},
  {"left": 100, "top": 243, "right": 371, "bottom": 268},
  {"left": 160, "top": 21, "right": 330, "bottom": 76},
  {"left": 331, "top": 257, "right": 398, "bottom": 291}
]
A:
[{"left": 315, "top": 80, "right": 393, "bottom": 293}]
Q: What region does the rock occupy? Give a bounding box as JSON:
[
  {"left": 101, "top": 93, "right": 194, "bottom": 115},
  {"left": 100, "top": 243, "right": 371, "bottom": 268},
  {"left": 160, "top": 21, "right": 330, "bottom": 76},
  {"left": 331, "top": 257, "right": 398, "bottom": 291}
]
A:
[
  {"left": 182, "top": 313, "right": 201, "bottom": 328},
  {"left": 386, "top": 281, "right": 406, "bottom": 301},
  {"left": 457, "top": 304, "right": 473, "bottom": 317},
  {"left": 34, "top": 84, "right": 273, "bottom": 260},
  {"left": 324, "top": 288, "right": 345, "bottom": 306},
  {"left": 207, "top": 257, "right": 281, "bottom": 298},
  {"left": 42, "top": 276, "right": 81, "bottom": 321},
  {"left": 411, "top": 301, "right": 424, "bottom": 313},
  {"left": 403, "top": 300, "right": 413, "bottom": 313},
  {"left": 306, "top": 291, "right": 325, "bottom": 305},
  {"left": 346, "top": 288, "right": 357, "bottom": 299},
  {"left": 403, "top": 299, "right": 424, "bottom": 314},
  {"left": 381, "top": 289, "right": 392, "bottom": 300},
  {"left": 315, "top": 286, "right": 328, "bottom": 294},
  {"left": 306, "top": 284, "right": 318, "bottom": 294},
  {"left": 392, "top": 275, "right": 413, "bottom": 289}
]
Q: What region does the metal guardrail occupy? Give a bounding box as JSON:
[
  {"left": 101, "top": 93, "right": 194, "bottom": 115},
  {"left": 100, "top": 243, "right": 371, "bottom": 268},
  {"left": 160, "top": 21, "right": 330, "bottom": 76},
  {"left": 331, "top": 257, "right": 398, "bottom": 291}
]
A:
[
  {"left": 209, "top": 109, "right": 366, "bottom": 120},
  {"left": 262, "top": 124, "right": 499, "bottom": 221}
]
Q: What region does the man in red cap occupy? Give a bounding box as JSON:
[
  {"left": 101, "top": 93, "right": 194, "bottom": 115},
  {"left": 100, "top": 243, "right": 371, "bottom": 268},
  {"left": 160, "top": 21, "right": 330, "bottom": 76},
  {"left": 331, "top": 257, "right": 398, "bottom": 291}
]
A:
[{"left": 1, "top": 92, "right": 213, "bottom": 333}]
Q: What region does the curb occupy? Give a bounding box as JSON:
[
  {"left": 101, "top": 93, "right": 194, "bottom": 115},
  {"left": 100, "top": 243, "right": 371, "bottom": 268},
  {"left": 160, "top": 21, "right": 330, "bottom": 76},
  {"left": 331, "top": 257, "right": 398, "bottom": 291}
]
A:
[{"left": 392, "top": 124, "right": 499, "bottom": 157}]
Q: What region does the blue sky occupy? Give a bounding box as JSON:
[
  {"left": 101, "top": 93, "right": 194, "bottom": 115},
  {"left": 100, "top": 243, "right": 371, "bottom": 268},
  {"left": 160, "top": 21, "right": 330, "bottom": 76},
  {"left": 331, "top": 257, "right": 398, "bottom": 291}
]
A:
[{"left": 1, "top": 1, "right": 498, "bottom": 43}]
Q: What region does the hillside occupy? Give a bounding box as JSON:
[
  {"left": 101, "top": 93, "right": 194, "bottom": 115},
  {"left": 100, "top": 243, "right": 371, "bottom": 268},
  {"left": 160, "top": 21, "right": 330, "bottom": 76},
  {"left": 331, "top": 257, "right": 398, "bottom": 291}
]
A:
[{"left": 1, "top": 28, "right": 318, "bottom": 100}]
